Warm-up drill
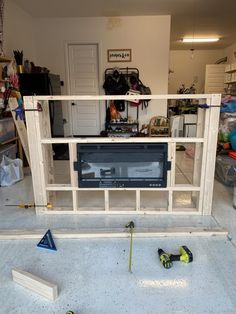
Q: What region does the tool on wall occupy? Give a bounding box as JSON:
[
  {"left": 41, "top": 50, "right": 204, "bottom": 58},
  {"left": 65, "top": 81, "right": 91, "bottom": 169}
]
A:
[
  {"left": 37, "top": 229, "right": 57, "bottom": 251},
  {"left": 5, "top": 203, "right": 52, "bottom": 209},
  {"left": 158, "top": 246, "right": 193, "bottom": 269},
  {"left": 125, "top": 221, "right": 135, "bottom": 273},
  {"left": 197, "top": 104, "right": 222, "bottom": 109},
  {"left": 12, "top": 102, "right": 43, "bottom": 120}
]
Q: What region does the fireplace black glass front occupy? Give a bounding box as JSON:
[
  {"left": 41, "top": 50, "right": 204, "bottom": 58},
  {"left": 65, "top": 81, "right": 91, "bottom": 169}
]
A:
[{"left": 75, "top": 143, "right": 170, "bottom": 188}]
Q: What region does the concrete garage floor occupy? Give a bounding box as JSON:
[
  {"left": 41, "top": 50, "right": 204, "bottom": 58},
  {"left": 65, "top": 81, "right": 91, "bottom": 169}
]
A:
[{"left": 1, "top": 157, "right": 236, "bottom": 313}]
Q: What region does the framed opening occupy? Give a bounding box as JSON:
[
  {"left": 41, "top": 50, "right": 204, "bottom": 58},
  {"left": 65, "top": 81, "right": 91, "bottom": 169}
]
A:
[
  {"left": 47, "top": 191, "right": 73, "bottom": 211},
  {"left": 109, "top": 191, "right": 136, "bottom": 211},
  {"left": 173, "top": 191, "right": 199, "bottom": 212},
  {"left": 77, "top": 191, "right": 105, "bottom": 211},
  {"left": 140, "top": 191, "right": 168, "bottom": 211},
  {"left": 175, "top": 143, "right": 203, "bottom": 186},
  {"left": 42, "top": 144, "right": 70, "bottom": 185}
]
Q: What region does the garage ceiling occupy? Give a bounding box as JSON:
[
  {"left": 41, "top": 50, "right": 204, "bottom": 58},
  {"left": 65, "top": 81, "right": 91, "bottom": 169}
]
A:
[{"left": 13, "top": 0, "right": 236, "bottom": 50}]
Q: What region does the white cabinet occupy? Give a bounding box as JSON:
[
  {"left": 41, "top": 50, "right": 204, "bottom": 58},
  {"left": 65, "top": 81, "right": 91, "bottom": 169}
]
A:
[{"left": 204, "top": 64, "right": 226, "bottom": 94}]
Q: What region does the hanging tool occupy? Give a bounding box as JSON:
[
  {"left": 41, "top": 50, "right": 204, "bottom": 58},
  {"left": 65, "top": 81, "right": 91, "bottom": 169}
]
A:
[
  {"left": 158, "top": 246, "right": 193, "bottom": 269},
  {"left": 12, "top": 103, "right": 43, "bottom": 120},
  {"left": 5, "top": 203, "right": 52, "bottom": 209},
  {"left": 125, "top": 221, "right": 135, "bottom": 273},
  {"left": 197, "top": 104, "right": 222, "bottom": 109}
]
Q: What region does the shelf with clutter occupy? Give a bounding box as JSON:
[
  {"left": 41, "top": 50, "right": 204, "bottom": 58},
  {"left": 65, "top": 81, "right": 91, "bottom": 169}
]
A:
[
  {"left": 103, "top": 67, "right": 151, "bottom": 137},
  {"left": 224, "top": 63, "right": 236, "bottom": 85},
  {"left": 0, "top": 55, "right": 22, "bottom": 164},
  {"left": 148, "top": 116, "right": 169, "bottom": 137}
]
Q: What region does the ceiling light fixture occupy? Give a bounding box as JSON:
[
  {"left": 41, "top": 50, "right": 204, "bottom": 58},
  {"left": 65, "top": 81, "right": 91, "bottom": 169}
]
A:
[{"left": 183, "top": 38, "right": 219, "bottom": 43}]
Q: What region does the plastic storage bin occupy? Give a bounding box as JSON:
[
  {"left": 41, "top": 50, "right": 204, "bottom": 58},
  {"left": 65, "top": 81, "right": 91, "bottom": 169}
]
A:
[{"left": 0, "top": 118, "right": 15, "bottom": 143}]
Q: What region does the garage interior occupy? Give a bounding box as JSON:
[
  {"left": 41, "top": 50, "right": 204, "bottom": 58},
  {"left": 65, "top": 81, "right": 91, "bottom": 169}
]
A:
[{"left": 1, "top": 1, "right": 236, "bottom": 313}]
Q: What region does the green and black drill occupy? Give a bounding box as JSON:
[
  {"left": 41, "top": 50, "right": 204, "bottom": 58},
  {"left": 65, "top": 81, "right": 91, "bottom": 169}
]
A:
[{"left": 158, "top": 246, "right": 193, "bottom": 269}]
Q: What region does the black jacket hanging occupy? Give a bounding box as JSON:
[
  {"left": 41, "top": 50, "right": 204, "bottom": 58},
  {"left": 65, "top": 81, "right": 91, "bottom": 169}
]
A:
[{"left": 103, "top": 71, "right": 129, "bottom": 112}]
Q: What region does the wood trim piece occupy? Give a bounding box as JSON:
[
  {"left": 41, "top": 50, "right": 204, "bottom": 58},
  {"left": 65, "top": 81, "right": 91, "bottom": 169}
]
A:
[
  {"left": 41, "top": 137, "right": 205, "bottom": 144},
  {"left": 25, "top": 94, "right": 215, "bottom": 101},
  {"left": 104, "top": 190, "right": 109, "bottom": 211},
  {"left": 69, "top": 143, "right": 78, "bottom": 211},
  {"left": 12, "top": 268, "right": 58, "bottom": 301},
  {"left": 24, "top": 97, "right": 47, "bottom": 213},
  {"left": 35, "top": 210, "right": 201, "bottom": 215},
  {"left": 2, "top": 228, "right": 228, "bottom": 240},
  {"left": 136, "top": 190, "right": 140, "bottom": 211},
  {"left": 45, "top": 185, "right": 201, "bottom": 192},
  {"left": 202, "top": 95, "right": 221, "bottom": 214}
]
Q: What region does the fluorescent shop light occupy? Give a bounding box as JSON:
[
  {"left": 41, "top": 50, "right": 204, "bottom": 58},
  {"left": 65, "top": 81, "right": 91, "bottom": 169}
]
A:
[{"left": 182, "top": 38, "right": 219, "bottom": 43}]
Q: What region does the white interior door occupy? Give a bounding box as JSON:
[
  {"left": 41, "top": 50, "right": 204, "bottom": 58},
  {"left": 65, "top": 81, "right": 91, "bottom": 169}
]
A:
[{"left": 68, "top": 44, "right": 100, "bottom": 135}]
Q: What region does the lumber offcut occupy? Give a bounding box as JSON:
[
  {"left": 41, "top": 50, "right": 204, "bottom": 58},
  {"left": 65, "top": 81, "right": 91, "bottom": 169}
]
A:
[{"left": 12, "top": 268, "right": 58, "bottom": 301}]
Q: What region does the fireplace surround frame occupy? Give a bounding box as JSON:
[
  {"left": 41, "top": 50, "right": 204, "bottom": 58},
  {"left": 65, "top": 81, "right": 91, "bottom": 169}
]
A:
[{"left": 21, "top": 93, "right": 221, "bottom": 215}]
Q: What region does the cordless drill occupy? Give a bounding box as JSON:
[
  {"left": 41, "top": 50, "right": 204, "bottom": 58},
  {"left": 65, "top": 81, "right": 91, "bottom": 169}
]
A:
[{"left": 158, "top": 246, "right": 193, "bottom": 269}]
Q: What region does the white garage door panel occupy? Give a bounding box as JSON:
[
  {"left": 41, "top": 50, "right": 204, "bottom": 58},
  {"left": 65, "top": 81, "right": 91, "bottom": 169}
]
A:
[
  {"left": 68, "top": 44, "right": 100, "bottom": 135},
  {"left": 72, "top": 47, "right": 96, "bottom": 58},
  {"left": 74, "top": 78, "right": 96, "bottom": 88},
  {"left": 73, "top": 63, "right": 96, "bottom": 74},
  {"left": 79, "top": 120, "right": 98, "bottom": 127},
  {"left": 76, "top": 105, "right": 97, "bottom": 114}
]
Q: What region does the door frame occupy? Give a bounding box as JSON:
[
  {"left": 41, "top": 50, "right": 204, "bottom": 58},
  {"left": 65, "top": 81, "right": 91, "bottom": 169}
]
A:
[{"left": 64, "top": 41, "right": 102, "bottom": 136}]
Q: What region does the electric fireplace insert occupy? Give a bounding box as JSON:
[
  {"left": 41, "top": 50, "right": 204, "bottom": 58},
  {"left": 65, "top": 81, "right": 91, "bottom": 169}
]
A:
[{"left": 74, "top": 143, "right": 171, "bottom": 188}]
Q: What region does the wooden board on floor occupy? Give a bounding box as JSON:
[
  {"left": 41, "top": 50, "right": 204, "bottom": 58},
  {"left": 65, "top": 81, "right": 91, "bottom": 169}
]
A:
[
  {"left": 12, "top": 268, "right": 58, "bottom": 301},
  {"left": 0, "top": 227, "right": 228, "bottom": 240}
]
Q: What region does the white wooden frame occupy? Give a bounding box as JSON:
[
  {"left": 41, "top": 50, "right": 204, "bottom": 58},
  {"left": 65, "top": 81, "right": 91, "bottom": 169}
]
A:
[{"left": 23, "top": 94, "right": 221, "bottom": 215}]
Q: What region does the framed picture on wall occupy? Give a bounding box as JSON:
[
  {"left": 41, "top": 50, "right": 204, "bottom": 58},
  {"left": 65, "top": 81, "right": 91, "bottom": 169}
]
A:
[{"left": 107, "top": 49, "right": 132, "bottom": 62}]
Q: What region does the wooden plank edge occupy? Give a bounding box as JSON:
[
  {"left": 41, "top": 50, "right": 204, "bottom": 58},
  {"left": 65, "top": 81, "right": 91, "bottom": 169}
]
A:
[
  {"left": 0, "top": 228, "right": 228, "bottom": 240},
  {"left": 12, "top": 268, "right": 58, "bottom": 301}
]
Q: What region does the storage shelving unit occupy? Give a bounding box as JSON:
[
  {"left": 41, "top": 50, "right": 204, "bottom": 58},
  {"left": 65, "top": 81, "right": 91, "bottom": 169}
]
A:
[
  {"left": 225, "top": 63, "right": 236, "bottom": 85},
  {"left": 0, "top": 57, "right": 18, "bottom": 161},
  {"left": 23, "top": 93, "right": 221, "bottom": 216},
  {"left": 104, "top": 67, "right": 140, "bottom": 137}
]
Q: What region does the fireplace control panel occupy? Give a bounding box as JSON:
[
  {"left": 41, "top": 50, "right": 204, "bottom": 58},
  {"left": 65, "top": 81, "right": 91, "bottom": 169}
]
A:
[{"left": 98, "top": 181, "right": 163, "bottom": 188}]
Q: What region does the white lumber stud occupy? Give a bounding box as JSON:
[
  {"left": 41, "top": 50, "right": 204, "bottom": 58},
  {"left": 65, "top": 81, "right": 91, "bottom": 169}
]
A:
[
  {"left": 12, "top": 268, "right": 58, "bottom": 301},
  {"left": 202, "top": 94, "right": 221, "bottom": 214}
]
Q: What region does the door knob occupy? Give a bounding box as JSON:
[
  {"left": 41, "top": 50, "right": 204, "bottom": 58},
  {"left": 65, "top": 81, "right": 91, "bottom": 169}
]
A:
[{"left": 71, "top": 102, "right": 76, "bottom": 106}]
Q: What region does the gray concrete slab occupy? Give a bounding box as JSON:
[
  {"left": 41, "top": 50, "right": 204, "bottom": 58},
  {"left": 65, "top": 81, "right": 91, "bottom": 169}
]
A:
[{"left": 0, "top": 237, "right": 235, "bottom": 314}]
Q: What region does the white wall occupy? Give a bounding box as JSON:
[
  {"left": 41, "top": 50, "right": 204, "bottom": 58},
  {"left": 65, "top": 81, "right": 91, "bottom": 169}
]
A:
[
  {"left": 4, "top": 1, "right": 36, "bottom": 62},
  {"left": 33, "top": 16, "right": 170, "bottom": 131},
  {"left": 169, "top": 50, "right": 223, "bottom": 94}
]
